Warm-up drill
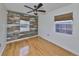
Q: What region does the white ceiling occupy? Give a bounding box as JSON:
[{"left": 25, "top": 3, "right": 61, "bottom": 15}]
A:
[{"left": 4, "top": 3, "right": 71, "bottom": 15}]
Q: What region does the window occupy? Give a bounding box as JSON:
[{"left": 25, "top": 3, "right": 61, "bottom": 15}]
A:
[
  {"left": 55, "top": 20, "right": 72, "bottom": 34},
  {"left": 20, "top": 20, "right": 30, "bottom": 32}
]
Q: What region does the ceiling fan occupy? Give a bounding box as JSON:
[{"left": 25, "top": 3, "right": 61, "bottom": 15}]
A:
[{"left": 24, "top": 3, "right": 46, "bottom": 15}]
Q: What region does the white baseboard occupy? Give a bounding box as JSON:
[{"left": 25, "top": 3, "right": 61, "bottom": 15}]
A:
[
  {"left": 6, "top": 35, "right": 38, "bottom": 44},
  {"left": 39, "top": 35, "right": 79, "bottom": 56},
  {"left": 0, "top": 45, "right": 6, "bottom": 56}
]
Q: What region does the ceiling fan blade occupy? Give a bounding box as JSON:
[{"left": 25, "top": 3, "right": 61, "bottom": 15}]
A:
[
  {"left": 36, "top": 3, "right": 43, "bottom": 9},
  {"left": 24, "top": 5, "right": 33, "bottom": 10},
  {"left": 27, "top": 11, "right": 33, "bottom": 13},
  {"left": 37, "top": 10, "right": 46, "bottom": 13}
]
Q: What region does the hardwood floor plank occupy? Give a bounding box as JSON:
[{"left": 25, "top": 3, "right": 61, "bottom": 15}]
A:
[{"left": 2, "top": 36, "right": 75, "bottom": 56}]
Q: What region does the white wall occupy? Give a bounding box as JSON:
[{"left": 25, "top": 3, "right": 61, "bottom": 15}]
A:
[
  {"left": 38, "top": 4, "right": 79, "bottom": 55},
  {"left": 0, "top": 3, "right": 7, "bottom": 55}
]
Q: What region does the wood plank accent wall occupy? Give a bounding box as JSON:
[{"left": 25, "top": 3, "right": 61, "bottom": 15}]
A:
[
  {"left": 7, "top": 11, "right": 38, "bottom": 41},
  {"left": 54, "top": 12, "right": 73, "bottom": 21}
]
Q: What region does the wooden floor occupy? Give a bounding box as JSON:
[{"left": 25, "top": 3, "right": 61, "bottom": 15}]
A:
[{"left": 2, "top": 36, "right": 75, "bottom": 56}]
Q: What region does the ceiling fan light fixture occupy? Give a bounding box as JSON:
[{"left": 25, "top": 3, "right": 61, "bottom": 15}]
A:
[{"left": 24, "top": 3, "right": 46, "bottom": 15}]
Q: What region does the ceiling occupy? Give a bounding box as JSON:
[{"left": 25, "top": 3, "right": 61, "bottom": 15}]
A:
[{"left": 4, "top": 3, "right": 71, "bottom": 15}]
